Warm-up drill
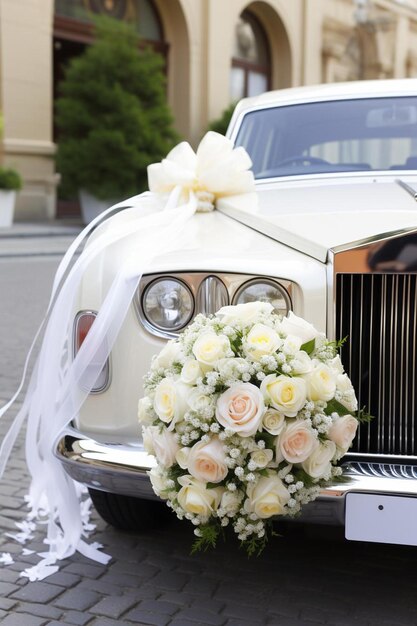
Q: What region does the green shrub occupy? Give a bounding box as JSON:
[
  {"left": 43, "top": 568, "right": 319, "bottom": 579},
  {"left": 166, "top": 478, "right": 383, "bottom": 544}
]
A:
[
  {"left": 56, "top": 16, "right": 179, "bottom": 200},
  {"left": 208, "top": 102, "right": 237, "bottom": 136},
  {"left": 0, "top": 168, "right": 22, "bottom": 191}
]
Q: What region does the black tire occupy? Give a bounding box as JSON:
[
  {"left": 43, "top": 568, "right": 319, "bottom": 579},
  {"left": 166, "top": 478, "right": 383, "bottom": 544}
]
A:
[{"left": 89, "top": 489, "right": 170, "bottom": 531}]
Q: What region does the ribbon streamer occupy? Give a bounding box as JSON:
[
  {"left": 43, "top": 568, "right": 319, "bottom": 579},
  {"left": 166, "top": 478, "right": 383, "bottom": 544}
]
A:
[{"left": 0, "top": 131, "right": 256, "bottom": 575}]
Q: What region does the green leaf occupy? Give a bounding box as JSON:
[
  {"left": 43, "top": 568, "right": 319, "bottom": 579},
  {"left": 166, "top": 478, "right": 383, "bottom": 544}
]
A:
[
  {"left": 300, "top": 339, "right": 315, "bottom": 355},
  {"left": 324, "top": 398, "right": 351, "bottom": 417}
]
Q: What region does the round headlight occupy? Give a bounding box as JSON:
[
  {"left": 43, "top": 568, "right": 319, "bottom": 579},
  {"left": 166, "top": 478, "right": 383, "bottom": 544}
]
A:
[
  {"left": 142, "top": 278, "right": 194, "bottom": 331},
  {"left": 233, "top": 279, "right": 291, "bottom": 317}
]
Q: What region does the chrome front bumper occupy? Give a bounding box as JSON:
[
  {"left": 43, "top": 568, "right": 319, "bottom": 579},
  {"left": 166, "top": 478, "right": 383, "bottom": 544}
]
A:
[{"left": 55, "top": 429, "right": 417, "bottom": 525}]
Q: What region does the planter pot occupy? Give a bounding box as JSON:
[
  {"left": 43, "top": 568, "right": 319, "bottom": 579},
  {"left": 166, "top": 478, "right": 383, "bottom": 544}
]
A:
[
  {"left": 0, "top": 190, "right": 16, "bottom": 227},
  {"left": 79, "top": 190, "right": 118, "bottom": 225}
]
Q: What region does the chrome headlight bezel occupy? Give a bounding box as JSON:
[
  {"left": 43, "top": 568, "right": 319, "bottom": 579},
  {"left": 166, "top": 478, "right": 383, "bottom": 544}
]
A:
[
  {"left": 134, "top": 272, "right": 293, "bottom": 339},
  {"left": 232, "top": 277, "right": 292, "bottom": 317},
  {"left": 140, "top": 276, "right": 195, "bottom": 336}
]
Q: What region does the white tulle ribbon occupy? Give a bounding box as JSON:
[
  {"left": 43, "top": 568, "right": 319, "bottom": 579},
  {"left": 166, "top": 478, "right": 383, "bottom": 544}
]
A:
[{"left": 0, "top": 131, "right": 256, "bottom": 578}]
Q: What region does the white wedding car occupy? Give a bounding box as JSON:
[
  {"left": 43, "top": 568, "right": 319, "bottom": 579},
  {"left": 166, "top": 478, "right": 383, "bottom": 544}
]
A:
[{"left": 57, "top": 79, "right": 417, "bottom": 546}]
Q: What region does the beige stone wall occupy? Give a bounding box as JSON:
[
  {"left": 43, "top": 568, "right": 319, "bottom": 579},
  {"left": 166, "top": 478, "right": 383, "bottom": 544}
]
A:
[{"left": 3, "top": 0, "right": 417, "bottom": 220}]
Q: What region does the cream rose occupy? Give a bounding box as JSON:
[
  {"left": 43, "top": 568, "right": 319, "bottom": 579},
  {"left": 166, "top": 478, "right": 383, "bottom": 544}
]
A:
[
  {"left": 216, "top": 382, "right": 265, "bottom": 436},
  {"left": 138, "top": 396, "right": 153, "bottom": 425},
  {"left": 177, "top": 475, "right": 223, "bottom": 518},
  {"left": 250, "top": 447, "right": 274, "bottom": 468},
  {"left": 302, "top": 440, "right": 336, "bottom": 479},
  {"left": 261, "top": 374, "right": 307, "bottom": 417},
  {"left": 153, "top": 378, "right": 187, "bottom": 428},
  {"left": 181, "top": 359, "right": 203, "bottom": 385},
  {"left": 187, "top": 437, "right": 228, "bottom": 483},
  {"left": 151, "top": 340, "right": 183, "bottom": 370},
  {"left": 192, "top": 331, "right": 230, "bottom": 368},
  {"left": 245, "top": 472, "right": 290, "bottom": 519},
  {"left": 328, "top": 414, "right": 358, "bottom": 453},
  {"left": 186, "top": 388, "right": 215, "bottom": 413},
  {"left": 336, "top": 374, "right": 358, "bottom": 412},
  {"left": 306, "top": 363, "right": 337, "bottom": 402},
  {"left": 291, "top": 351, "right": 313, "bottom": 375},
  {"left": 148, "top": 467, "right": 169, "bottom": 499},
  {"left": 280, "top": 312, "right": 320, "bottom": 344},
  {"left": 243, "top": 323, "right": 281, "bottom": 361},
  {"left": 142, "top": 425, "right": 179, "bottom": 468},
  {"left": 276, "top": 420, "right": 317, "bottom": 463},
  {"left": 282, "top": 335, "right": 303, "bottom": 356},
  {"left": 262, "top": 409, "right": 286, "bottom": 435},
  {"left": 217, "top": 301, "right": 274, "bottom": 325}
]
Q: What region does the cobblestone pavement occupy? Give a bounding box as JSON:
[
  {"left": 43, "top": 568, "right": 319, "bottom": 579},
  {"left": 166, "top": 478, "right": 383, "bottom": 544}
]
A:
[{"left": 1, "top": 243, "right": 417, "bottom": 625}]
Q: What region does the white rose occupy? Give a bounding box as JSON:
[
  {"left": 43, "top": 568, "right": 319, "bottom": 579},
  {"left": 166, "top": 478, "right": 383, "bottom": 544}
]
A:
[
  {"left": 336, "top": 374, "right": 358, "bottom": 412},
  {"left": 217, "top": 301, "right": 274, "bottom": 325},
  {"left": 306, "top": 364, "right": 337, "bottom": 402},
  {"left": 148, "top": 467, "right": 169, "bottom": 499},
  {"left": 276, "top": 420, "right": 317, "bottom": 464},
  {"left": 262, "top": 409, "right": 286, "bottom": 435},
  {"left": 192, "top": 331, "right": 230, "bottom": 368},
  {"left": 220, "top": 490, "right": 243, "bottom": 515},
  {"left": 280, "top": 312, "right": 319, "bottom": 344},
  {"left": 153, "top": 378, "right": 187, "bottom": 428},
  {"left": 176, "top": 447, "right": 190, "bottom": 469},
  {"left": 282, "top": 334, "right": 302, "bottom": 355},
  {"left": 328, "top": 415, "right": 358, "bottom": 454},
  {"left": 187, "top": 437, "right": 228, "bottom": 483},
  {"left": 181, "top": 359, "right": 203, "bottom": 385},
  {"left": 142, "top": 425, "right": 179, "bottom": 468},
  {"left": 291, "top": 351, "right": 313, "bottom": 375},
  {"left": 250, "top": 447, "right": 274, "bottom": 468},
  {"left": 329, "top": 355, "right": 344, "bottom": 375},
  {"left": 177, "top": 475, "right": 223, "bottom": 518},
  {"left": 151, "top": 340, "right": 183, "bottom": 370},
  {"left": 302, "top": 440, "right": 336, "bottom": 479},
  {"left": 261, "top": 374, "right": 307, "bottom": 417},
  {"left": 216, "top": 382, "right": 265, "bottom": 437},
  {"left": 243, "top": 323, "right": 281, "bottom": 361},
  {"left": 138, "top": 396, "right": 153, "bottom": 425},
  {"left": 187, "top": 388, "right": 214, "bottom": 412},
  {"left": 245, "top": 472, "right": 290, "bottom": 519}
]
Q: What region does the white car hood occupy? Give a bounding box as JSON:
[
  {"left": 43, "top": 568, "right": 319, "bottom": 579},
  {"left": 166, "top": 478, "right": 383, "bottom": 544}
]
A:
[{"left": 218, "top": 175, "right": 417, "bottom": 262}]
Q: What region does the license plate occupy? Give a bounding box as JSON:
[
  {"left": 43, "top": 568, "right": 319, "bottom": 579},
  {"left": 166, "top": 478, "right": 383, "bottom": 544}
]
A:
[{"left": 345, "top": 493, "right": 417, "bottom": 546}]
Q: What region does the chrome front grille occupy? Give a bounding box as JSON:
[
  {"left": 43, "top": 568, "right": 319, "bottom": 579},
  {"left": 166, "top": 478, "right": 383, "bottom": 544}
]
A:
[{"left": 336, "top": 273, "right": 417, "bottom": 456}]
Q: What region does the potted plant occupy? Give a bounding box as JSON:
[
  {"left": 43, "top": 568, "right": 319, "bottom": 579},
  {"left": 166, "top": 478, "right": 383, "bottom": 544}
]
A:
[
  {"left": 55, "top": 16, "right": 178, "bottom": 223},
  {"left": 0, "top": 167, "right": 22, "bottom": 227}
]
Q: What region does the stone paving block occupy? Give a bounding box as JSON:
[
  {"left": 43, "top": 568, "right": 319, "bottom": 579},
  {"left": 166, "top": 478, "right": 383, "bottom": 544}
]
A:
[
  {"left": 150, "top": 570, "right": 189, "bottom": 592},
  {"left": 99, "top": 570, "right": 155, "bottom": 588},
  {"left": 54, "top": 588, "right": 101, "bottom": 611},
  {"left": 0, "top": 567, "right": 22, "bottom": 584},
  {"left": 172, "top": 607, "right": 227, "bottom": 625},
  {"left": 137, "top": 599, "right": 179, "bottom": 616},
  {"left": 90, "top": 618, "right": 131, "bottom": 626},
  {"left": 191, "top": 598, "right": 225, "bottom": 614},
  {"left": 225, "top": 620, "right": 265, "bottom": 626},
  {"left": 11, "top": 581, "right": 64, "bottom": 603},
  {"left": 124, "top": 607, "right": 173, "bottom": 625},
  {"left": 169, "top": 620, "right": 213, "bottom": 626},
  {"left": 89, "top": 595, "right": 138, "bottom": 619},
  {"left": 158, "top": 591, "right": 196, "bottom": 606},
  {"left": 14, "top": 600, "right": 63, "bottom": 619},
  {"left": 0, "top": 615, "right": 48, "bottom": 626},
  {"left": 63, "top": 610, "right": 94, "bottom": 626},
  {"left": 221, "top": 601, "right": 268, "bottom": 623},
  {"left": 0, "top": 581, "right": 20, "bottom": 596},
  {"left": 46, "top": 571, "right": 82, "bottom": 588},
  {"left": 0, "top": 597, "right": 17, "bottom": 611},
  {"left": 183, "top": 576, "right": 218, "bottom": 595},
  {"left": 63, "top": 561, "right": 106, "bottom": 578}
]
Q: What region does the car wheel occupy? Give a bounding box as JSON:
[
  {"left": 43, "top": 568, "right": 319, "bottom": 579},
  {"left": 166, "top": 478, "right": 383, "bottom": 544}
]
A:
[{"left": 88, "top": 489, "right": 170, "bottom": 531}]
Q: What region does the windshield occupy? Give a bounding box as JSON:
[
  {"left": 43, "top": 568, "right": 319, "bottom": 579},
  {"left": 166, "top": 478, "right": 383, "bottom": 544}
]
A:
[{"left": 234, "top": 96, "right": 417, "bottom": 179}]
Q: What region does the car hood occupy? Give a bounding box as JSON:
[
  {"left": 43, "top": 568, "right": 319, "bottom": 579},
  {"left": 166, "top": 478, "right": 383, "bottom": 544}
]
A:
[{"left": 218, "top": 175, "right": 417, "bottom": 262}]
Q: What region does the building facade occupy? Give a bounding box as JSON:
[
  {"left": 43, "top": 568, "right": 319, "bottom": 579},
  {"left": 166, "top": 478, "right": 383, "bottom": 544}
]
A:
[{"left": 2, "top": 0, "right": 417, "bottom": 220}]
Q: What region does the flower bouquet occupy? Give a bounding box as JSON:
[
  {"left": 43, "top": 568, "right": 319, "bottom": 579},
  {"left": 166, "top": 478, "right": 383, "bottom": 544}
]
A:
[{"left": 138, "top": 302, "right": 360, "bottom": 554}]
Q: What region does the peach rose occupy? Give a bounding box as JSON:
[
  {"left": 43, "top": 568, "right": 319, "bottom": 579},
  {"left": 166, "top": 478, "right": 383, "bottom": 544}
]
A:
[
  {"left": 187, "top": 437, "right": 228, "bottom": 483},
  {"left": 276, "top": 420, "right": 317, "bottom": 464},
  {"left": 328, "top": 415, "right": 358, "bottom": 453},
  {"left": 216, "top": 382, "right": 265, "bottom": 437}
]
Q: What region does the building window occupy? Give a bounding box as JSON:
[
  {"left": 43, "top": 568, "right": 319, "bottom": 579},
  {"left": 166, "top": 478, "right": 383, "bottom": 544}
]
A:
[{"left": 230, "top": 11, "right": 270, "bottom": 101}]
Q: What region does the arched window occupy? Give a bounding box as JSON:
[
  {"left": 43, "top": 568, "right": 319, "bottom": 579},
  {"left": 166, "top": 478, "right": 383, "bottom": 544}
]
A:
[{"left": 230, "top": 11, "right": 270, "bottom": 101}]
